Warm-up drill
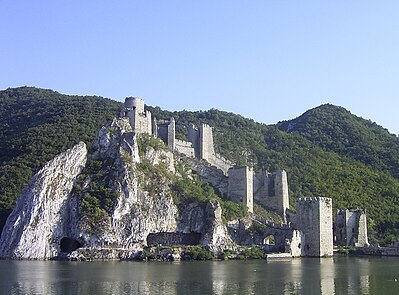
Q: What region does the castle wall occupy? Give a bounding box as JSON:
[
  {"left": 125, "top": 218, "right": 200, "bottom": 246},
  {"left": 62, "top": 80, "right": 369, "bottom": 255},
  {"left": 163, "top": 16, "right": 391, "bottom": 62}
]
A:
[
  {"left": 175, "top": 140, "right": 195, "bottom": 158},
  {"left": 346, "top": 211, "right": 358, "bottom": 246},
  {"left": 188, "top": 123, "right": 200, "bottom": 158},
  {"left": 285, "top": 229, "right": 303, "bottom": 257},
  {"left": 182, "top": 156, "right": 228, "bottom": 198},
  {"left": 154, "top": 118, "right": 175, "bottom": 151},
  {"left": 357, "top": 211, "right": 369, "bottom": 247},
  {"left": 207, "top": 154, "right": 234, "bottom": 175},
  {"left": 157, "top": 124, "right": 169, "bottom": 144},
  {"left": 335, "top": 210, "right": 346, "bottom": 246},
  {"left": 147, "top": 232, "right": 202, "bottom": 246},
  {"left": 228, "top": 167, "right": 253, "bottom": 213},
  {"left": 296, "top": 197, "right": 333, "bottom": 257}
]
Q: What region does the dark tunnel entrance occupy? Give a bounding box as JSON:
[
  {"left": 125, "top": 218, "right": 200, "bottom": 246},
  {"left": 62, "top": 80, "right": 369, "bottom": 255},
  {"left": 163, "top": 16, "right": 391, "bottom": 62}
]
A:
[{"left": 60, "top": 237, "right": 83, "bottom": 253}]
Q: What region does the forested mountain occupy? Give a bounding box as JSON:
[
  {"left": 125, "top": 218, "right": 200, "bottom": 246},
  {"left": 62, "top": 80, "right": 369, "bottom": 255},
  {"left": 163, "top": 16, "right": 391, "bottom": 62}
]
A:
[
  {"left": 0, "top": 87, "right": 121, "bottom": 229},
  {"left": 277, "top": 104, "right": 399, "bottom": 178},
  {"left": 0, "top": 87, "right": 398, "bottom": 245}
]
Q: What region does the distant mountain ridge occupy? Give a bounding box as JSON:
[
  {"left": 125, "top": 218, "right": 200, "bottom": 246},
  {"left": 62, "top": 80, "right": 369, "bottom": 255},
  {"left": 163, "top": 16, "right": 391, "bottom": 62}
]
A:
[{"left": 0, "top": 87, "right": 398, "bottom": 245}]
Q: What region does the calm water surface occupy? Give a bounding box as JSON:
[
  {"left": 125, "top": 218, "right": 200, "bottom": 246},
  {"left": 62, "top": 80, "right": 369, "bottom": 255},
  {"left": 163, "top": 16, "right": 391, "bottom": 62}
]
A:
[{"left": 0, "top": 256, "right": 398, "bottom": 294}]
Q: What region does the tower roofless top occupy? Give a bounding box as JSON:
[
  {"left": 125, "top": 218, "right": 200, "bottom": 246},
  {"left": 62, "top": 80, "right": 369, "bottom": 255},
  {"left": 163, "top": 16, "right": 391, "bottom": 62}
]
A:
[{"left": 124, "top": 97, "right": 145, "bottom": 112}]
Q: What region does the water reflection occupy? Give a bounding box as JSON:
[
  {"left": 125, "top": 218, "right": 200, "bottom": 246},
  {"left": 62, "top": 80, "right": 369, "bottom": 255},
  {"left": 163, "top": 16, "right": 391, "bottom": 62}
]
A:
[{"left": 1, "top": 257, "right": 399, "bottom": 294}]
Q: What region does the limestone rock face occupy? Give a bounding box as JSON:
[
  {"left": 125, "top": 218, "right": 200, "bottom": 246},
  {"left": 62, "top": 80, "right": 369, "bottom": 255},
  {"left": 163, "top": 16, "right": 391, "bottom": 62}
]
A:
[
  {"left": 77, "top": 118, "right": 179, "bottom": 248},
  {"left": 200, "top": 200, "right": 235, "bottom": 252},
  {"left": 177, "top": 199, "right": 235, "bottom": 252},
  {"left": 0, "top": 142, "right": 87, "bottom": 259}
]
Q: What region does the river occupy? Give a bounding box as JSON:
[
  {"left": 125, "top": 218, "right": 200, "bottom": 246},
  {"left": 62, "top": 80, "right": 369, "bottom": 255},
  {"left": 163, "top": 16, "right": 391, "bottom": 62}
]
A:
[{"left": 0, "top": 256, "right": 398, "bottom": 294}]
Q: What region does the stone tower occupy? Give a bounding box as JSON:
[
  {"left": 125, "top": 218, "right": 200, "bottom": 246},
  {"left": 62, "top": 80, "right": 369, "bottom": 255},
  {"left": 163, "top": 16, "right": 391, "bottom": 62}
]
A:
[
  {"left": 199, "top": 124, "right": 215, "bottom": 162},
  {"left": 253, "top": 170, "right": 290, "bottom": 222},
  {"left": 227, "top": 166, "right": 254, "bottom": 213},
  {"left": 335, "top": 209, "right": 369, "bottom": 247},
  {"left": 122, "top": 97, "right": 152, "bottom": 134},
  {"left": 153, "top": 117, "right": 176, "bottom": 151},
  {"left": 296, "top": 197, "right": 333, "bottom": 257}
]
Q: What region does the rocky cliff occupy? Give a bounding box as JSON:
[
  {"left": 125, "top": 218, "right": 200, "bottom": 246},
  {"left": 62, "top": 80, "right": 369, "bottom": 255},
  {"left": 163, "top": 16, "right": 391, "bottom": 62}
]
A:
[
  {"left": 0, "top": 142, "right": 87, "bottom": 259},
  {"left": 0, "top": 118, "right": 234, "bottom": 260}
]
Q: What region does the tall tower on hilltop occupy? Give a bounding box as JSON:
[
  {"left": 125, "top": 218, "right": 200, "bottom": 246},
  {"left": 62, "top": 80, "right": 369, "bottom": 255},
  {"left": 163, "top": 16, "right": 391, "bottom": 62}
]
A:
[
  {"left": 122, "top": 97, "right": 152, "bottom": 134},
  {"left": 296, "top": 197, "right": 333, "bottom": 257}
]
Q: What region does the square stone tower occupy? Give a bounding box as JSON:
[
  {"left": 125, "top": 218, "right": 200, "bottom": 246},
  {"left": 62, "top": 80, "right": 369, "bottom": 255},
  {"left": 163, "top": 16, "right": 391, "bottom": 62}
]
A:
[
  {"left": 296, "top": 197, "right": 333, "bottom": 257},
  {"left": 227, "top": 166, "right": 254, "bottom": 213}
]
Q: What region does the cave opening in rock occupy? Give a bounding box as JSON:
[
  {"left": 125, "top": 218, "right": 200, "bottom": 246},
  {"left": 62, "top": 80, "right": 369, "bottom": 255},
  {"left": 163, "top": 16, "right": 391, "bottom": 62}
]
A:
[{"left": 60, "top": 237, "right": 83, "bottom": 253}]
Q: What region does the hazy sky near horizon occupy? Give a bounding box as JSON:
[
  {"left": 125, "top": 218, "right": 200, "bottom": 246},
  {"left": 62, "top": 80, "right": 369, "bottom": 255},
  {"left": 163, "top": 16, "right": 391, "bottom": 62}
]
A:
[{"left": 1, "top": 1, "right": 399, "bottom": 133}]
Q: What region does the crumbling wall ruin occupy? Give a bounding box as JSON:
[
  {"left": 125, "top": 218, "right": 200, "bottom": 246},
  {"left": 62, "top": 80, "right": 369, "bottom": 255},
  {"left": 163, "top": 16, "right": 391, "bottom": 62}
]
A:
[{"left": 335, "top": 209, "right": 369, "bottom": 247}]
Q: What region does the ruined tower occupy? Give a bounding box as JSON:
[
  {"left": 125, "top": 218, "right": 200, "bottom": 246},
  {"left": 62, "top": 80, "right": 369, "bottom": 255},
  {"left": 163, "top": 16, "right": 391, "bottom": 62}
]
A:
[
  {"left": 122, "top": 97, "right": 152, "bottom": 134},
  {"left": 199, "top": 124, "right": 215, "bottom": 162},
  {"left": 296, "top": 197, "right": 333, "bottom": 257},
  {"left": 253, "top": 170, "right": 290, "bottom": 222},
  {"left": 153, "top": 117, "right": 176, "bottom": 151},
  {"left": 227, "top": 166, "right": 254, "bottom": 213},
  {"left": 335, "top": 209, "right": 369, "bottom": 247}
]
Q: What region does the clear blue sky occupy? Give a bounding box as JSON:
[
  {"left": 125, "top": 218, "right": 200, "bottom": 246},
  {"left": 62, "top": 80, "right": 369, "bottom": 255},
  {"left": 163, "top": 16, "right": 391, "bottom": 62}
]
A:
[{"left": 1, "top": 1, "right": 399, "bottom": 133}]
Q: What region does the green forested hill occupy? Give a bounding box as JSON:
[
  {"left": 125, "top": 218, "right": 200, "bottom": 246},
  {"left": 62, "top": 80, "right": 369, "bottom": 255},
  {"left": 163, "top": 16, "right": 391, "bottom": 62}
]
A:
[
  {"left": 276, "top": 104, "right": 399, "bottom": 178},
  {"left": 0, "top": 87, "right": 121, "bottom": 229},
  {"left": 0, "top": 88, "right": 398, "bottom": 245}
]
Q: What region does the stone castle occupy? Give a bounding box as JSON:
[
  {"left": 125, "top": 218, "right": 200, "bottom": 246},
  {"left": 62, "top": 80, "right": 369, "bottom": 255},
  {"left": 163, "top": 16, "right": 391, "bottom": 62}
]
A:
[
  {"left": 121, "top": 97, "right": 369, "bottom": 257},
  {"left": 121, "top": 97, "right": 290, "bottom": 217}
]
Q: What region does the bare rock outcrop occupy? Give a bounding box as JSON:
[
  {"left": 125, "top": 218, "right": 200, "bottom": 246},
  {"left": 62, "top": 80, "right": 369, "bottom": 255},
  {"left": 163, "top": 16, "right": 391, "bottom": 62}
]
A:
[{"left": 0, "top": 142, "right": 87, "bottom": 259}]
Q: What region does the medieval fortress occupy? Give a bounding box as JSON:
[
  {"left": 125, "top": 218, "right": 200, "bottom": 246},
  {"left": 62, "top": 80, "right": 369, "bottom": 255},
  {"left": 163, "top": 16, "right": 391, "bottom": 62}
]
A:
[{"left": 121, "top": 97, "right": 369, "bottom": 256}]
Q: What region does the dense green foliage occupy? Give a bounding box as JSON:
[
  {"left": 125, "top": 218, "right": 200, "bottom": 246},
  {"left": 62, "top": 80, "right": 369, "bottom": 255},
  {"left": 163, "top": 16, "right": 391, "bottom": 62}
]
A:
[
  {"left": 0, "top": 87, "right": 121, "bottom": 210},
  {"left": 73, "top": 158, "right": 119, "bottom": 232},
  {"left": 277, "top": 104, "right": 399, "bottom": 178},
  {"left": 1, "top": 87, "right": 398, "bottom": 245}
]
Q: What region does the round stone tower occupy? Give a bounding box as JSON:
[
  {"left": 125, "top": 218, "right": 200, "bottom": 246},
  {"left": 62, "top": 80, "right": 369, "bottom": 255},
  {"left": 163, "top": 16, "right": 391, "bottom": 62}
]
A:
[{"left": 124, "top": 97, "right": 145, "bottom": 113}]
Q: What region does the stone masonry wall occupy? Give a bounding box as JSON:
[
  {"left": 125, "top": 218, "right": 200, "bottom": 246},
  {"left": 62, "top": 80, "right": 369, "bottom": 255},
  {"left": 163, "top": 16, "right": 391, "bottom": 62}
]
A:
[
  {"left": 200, "top": 124, "right": 215, "bottom": 162},
  {"left": 175, "top": 140, "right": 195, "bottom": 158},
  {"left": 207, "top": 154, "right": 234, "bottom": 175},
  {"left": 335, "top": 209, "right": 369, "bottom": 247},
  {"left": 319, "top": 197, "right": 333, "bottom": 256},
  {"left": 253, "top": 170, "right": 289, "bottom": 221},
  {"left": 167, "top": 117, "right": 176, "bottom": 150},
  {"left": 356, "top": 211, "right": 369, "bottom": 247},
  {"left": 296, "top": 197, "right": 333, "bottom": 257},
  {"left": 147, "top": 232, "right": 202, "bottom": 246},
  {"left": 228, "top": 167, "right": 254, "bottom": 213}
]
